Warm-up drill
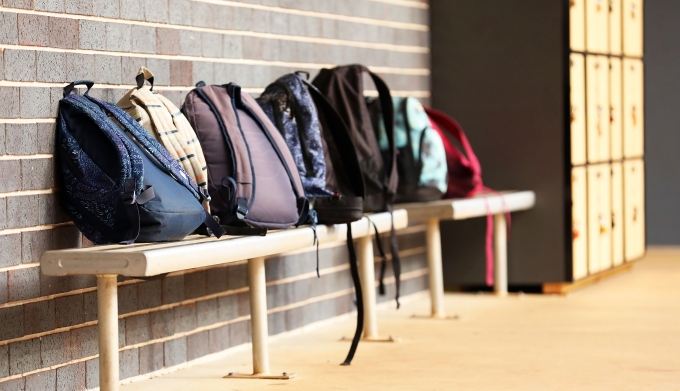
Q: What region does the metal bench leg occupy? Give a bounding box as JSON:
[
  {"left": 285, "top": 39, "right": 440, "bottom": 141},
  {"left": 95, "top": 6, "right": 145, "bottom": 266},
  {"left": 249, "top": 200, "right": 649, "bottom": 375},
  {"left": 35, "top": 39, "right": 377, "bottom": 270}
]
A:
[
  {"left": 425, "top": 218, "right": 447, "bottom": 318},
  {"left": 354, "top": 235, "right": 397, "bottom": 342},
  {"left": 225, "top": 257, "right": 294, "bottom": 380},
  {"left": 493, "top": 213, "right": 508, "bottom": 296},
  {"left": 97, "top": 275, "right": 120, "bottom": 391}
]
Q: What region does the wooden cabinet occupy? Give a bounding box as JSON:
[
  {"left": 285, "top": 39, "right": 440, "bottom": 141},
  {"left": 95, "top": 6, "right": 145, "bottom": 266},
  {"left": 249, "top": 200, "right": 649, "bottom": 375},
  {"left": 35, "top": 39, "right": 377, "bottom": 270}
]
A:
[
  {"left": 571, "top": 54, "right": 587, "bottom": 165},
  {"left": 624, "top": 159, "right": 645, "bottom": 261},
  {"left": 572, "top": 167, "right": 588, "bottom": 280},
  {"left": 611, "top": 162, "right": 624, "bottom": 266},
  {"left": 586, "top": 55, "right": 610, "bottom": 163},
  {"left": 610, "top": 57, "right": 623, "bottom": 160},
  {"left": 588, "top": 164, "right": 612, "bottom": 273},
  {"left": 623, "top": 58, "right": 644, "bottom": 158},
  {"left": 609, "top": 0, "right": 623, "bottom": 55},
  {"left": 570, "top": 0, "right": 586, "bottom": 52},
  {"left": 586, "top": 0, "right": 609, "bottom": 53},
  {"left": 623, "top": 0, "right": 643, "bottom": 57},
  {"left": 431, "top": 1, "right": 645, "bottom": 287}
]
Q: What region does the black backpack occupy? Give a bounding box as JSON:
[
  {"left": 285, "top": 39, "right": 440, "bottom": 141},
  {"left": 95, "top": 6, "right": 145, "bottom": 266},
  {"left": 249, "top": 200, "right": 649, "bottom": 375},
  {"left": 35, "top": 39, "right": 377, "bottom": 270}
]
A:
[{"left": 313, "top": 65, "right": 402, "bottom": 364}]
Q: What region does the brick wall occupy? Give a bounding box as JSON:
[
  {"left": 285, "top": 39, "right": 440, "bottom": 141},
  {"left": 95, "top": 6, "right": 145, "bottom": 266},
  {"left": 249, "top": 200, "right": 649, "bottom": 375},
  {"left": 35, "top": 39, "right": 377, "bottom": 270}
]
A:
[{"left": 0, "top": 0, "right": 430, "bottom": 389}]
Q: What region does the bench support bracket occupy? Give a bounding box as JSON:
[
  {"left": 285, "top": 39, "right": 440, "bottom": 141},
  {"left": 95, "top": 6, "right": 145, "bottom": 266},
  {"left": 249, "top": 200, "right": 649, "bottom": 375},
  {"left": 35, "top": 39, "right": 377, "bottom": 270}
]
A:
[
  {"left": 97, "top": 274, "right": 120, "bottom": 391},
  {"left": 225, "top": 257, "right": 295, "bottom": 380}
]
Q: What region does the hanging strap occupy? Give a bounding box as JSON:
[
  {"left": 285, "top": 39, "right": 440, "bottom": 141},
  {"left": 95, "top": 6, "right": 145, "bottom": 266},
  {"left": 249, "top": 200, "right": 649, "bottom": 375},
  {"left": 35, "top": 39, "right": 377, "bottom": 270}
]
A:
[
  {"left": 119, "top": 179, "right": 155, "bottom": 245},
  {"left": 479, "top": 188, "right": 512, "bottom": 286},
  {"left": 341, "top": 223, "right": 363, "bottom": 366},
  {"left": 366, "top": 217, "right": 388, "bottom": 295}
]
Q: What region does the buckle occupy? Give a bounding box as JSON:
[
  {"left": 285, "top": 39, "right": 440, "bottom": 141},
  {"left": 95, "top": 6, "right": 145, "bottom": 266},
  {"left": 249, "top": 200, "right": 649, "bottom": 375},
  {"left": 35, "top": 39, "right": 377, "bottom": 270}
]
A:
[{"left": 121, "top": 191, "right": 136, "bottom": 205}]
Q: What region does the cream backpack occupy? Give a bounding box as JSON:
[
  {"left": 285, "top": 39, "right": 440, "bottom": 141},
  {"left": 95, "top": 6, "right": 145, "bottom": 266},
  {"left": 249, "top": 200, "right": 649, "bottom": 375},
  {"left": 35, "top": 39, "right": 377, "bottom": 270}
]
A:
[{"left": 118, "top": 67, "right": 210, "bottom": 209}]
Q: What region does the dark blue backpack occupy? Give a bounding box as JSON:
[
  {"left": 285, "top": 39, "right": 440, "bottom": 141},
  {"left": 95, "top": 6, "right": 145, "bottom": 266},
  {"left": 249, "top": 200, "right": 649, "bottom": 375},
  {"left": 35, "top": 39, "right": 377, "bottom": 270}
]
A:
[{"left": 57, "top": 81, "right": 224, "bottom": 244}]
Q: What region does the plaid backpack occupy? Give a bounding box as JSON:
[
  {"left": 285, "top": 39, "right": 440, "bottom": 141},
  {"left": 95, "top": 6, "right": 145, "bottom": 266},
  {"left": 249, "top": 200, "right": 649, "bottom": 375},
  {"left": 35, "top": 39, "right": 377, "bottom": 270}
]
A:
[
  {"left": 118, "top": 67, "right": 211, "bottom": 210},
  {"left": 57, "top": 81, "right": 224, "bottom": 244}
]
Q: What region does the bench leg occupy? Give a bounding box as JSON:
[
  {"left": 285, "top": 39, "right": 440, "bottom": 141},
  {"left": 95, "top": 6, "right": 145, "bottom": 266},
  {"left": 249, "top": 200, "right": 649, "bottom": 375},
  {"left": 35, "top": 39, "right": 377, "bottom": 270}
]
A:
[
  {"left": 425, "top": 218, "right": 447, "bottom": 318},
  {"left": 97, "top": 275, "right": 120, "bottom": 391},
  {"left": 493, "top": 213, "right": 508, "bottom": 296},
  {"left": 225, "top": 257, "right": 294, "bottom": 380},
  {"left": 353, "top": 235, "right": 397, "bottom": 342}
]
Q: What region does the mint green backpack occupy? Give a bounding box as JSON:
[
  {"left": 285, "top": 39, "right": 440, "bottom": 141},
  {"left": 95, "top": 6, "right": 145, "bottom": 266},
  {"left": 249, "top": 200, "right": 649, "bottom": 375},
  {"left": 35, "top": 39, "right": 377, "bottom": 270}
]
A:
[{"left": 372, "top": 96, "right": 448, "bottom": 202}]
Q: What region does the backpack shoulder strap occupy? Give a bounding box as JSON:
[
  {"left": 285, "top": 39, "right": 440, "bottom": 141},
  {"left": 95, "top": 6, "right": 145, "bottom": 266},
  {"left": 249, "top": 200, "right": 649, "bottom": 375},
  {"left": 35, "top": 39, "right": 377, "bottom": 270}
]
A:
[
  {"left": 365, "top": 69, "right": 398, "bottom": 203},
  {"left": 424, "top": 107, "right": 481, "bottom": 173},
  {"left": 303, "top": 78, "right": 366, "bottom": 199}
]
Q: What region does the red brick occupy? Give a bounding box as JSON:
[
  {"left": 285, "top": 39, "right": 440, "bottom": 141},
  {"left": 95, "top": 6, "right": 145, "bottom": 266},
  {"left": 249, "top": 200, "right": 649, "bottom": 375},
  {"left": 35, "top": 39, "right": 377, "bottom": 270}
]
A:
[
  {"left": 155, "top": 28, "right": 180, "bottom": 55},
  {"left": 49, "top": 17, "right": 79, "bottom": 49},
  {"left": 17, "top": 14, "right": 49, "bottom": 47},
  {"left": 9, "top": 338, "right": 41, "bottom": 375},
  {"left": 21, "top": 229, "right": 54, "bottom": 264},
  {"left": 169, "top": 60, "right": 192, "bottom": 86},
  {"left": 56, "top": 362, "right": 86, "bottom": 391},
  {"left": 41, "top": 332, "right": 72, "bottom": 367},
  {"left": 3, "top": 0, "right": 35, "bottom": 10},
  {"left": 55, "top": 293, "right": 85, "bottom": 328},
  {"left": 8, "top": 266, "right": 40, "bottom": 301},
  {"left": 24, "top": 299, "right": 56, "bottom": 334}
]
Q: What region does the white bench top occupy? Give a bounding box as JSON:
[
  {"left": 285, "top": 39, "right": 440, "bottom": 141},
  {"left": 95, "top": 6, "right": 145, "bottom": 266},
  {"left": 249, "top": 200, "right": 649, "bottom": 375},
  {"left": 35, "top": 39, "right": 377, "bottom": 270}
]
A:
[
  {"left": 398, "top": 191, "right": 535, "bottom": 221},
  {"left": 40, "top": 210, "right": 407, "bottom": 277}
]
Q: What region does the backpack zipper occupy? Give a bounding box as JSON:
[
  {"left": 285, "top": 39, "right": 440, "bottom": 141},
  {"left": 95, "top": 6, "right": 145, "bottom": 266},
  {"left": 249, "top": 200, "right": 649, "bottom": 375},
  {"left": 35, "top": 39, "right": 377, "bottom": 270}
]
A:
[
  {"left": 271, "top": 81, "right": 315, "bottom": 177},
  {"left": 194, "top": 88, "right": 239, "bottom": 208}
]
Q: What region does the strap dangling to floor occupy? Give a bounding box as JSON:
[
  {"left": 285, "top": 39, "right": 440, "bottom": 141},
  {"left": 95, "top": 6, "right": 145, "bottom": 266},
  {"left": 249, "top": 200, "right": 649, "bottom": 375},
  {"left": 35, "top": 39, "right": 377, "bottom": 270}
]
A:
[
  {"left": 367, "top": 218, "right": 388, "bottom": 295},
  {"left": 387, "top": 205, "right": 401, "bottom": 309},
  {"left": 341, "top": 223, "right": 364, "bottom": 366}
]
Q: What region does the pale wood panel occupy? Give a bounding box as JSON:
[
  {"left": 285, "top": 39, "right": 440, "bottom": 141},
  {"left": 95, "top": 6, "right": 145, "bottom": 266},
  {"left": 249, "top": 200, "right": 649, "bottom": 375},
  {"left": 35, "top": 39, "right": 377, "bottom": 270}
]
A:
[
  {"left": 587, "top": 164, "right": 612, "bottom": 274},
  {"left": 586, "top": 54, "right": 611, "bottom": 163},
  {"left": 570, "top": 0, "right": 586, "bottom": 52},
  {"left": 586, "top": 0, "right": 609, "bottom": 54},
  {"left": 622, "top": 0, "right": 643, "bottom": 57},
  {"left": 609, "top": 0, "right": 623, "bottom": 55},
  {"left": 624, "top": 159, "right": 645, "bottom": 261},
  {"left": 572, "top": 166, "right": 588, "bottom": 280},
  {"left": 571, "top": 53, "right": 587, "bottom": 165},
  {"left": 610, "top": 57, "right": 623, "bottom": 160},
  {"left": 611, "top": 162, "right": 625, "bottom": 266},
  {"left": 623, "top": 58, "right": 644, "bottom": 158}
]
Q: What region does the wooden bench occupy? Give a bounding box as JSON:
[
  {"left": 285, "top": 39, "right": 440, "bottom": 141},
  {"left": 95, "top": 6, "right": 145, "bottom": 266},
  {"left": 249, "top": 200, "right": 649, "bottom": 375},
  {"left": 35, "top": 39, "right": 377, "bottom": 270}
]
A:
[
  {"left": 400, "top": 191, "right": 536, "bottom": 318},
  {"left": 40, "top": 210, "right": 407, "bottom": 391}
]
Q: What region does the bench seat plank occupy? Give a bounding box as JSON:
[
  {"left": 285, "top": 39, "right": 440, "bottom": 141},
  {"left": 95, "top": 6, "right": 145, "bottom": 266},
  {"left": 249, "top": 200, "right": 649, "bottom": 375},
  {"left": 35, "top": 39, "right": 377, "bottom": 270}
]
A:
[
  {"left": 40, "top": 210, "right": 407, "bottom": 277},
  {"left": 399, "top": 191, "right": 536, "bottom": 221}
]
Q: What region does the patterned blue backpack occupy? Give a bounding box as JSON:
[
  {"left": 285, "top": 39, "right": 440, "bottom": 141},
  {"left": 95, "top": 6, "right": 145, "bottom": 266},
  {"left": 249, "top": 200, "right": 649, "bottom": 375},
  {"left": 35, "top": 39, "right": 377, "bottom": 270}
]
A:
[
  {"left": 57, "top": 81, "right": 224, "bottom": 244},
  {"left": 257, "top": 72, "right": 365, "bottom": 225}
]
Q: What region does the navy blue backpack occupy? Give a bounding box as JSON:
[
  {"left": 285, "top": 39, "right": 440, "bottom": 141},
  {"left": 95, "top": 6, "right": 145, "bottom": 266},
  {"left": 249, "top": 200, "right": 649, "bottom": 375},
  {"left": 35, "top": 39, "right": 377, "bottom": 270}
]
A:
[{"left": 57, "top": 81, "right": 224, "bottom": 244}]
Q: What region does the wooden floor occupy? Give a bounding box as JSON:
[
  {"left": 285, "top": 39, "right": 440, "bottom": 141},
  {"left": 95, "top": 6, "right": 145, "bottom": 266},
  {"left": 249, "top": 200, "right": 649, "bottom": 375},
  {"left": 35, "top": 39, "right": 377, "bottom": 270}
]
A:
[{"left": 123, "top": 248, "right": 680, "bottom": 390}]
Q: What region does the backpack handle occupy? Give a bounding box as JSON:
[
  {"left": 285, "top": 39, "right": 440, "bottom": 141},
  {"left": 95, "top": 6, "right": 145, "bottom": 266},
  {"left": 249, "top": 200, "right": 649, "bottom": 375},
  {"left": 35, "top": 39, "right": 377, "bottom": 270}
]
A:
[
  {"left": 63, "top": 80, "right": 94, "bottom": 97},
  {"left": 135, "top": 67, "right": 154, "bottom": 91}
]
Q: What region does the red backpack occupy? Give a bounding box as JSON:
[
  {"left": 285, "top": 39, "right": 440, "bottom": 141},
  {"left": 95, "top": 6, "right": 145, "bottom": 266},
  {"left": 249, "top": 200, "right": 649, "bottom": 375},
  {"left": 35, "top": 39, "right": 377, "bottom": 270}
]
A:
[
  {"left": 425, "top": 107, "right": 483, "bottom": 198},
  {"left": 425, "top": 107, "right": 510, "bottom": 287}
]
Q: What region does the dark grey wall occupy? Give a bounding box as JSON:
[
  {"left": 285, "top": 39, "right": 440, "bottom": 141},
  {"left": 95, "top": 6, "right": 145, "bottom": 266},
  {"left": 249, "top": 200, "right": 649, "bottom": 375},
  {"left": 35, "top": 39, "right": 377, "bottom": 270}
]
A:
[{"left": 645, "top": 1, "right": 680, "bottom": 245}]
